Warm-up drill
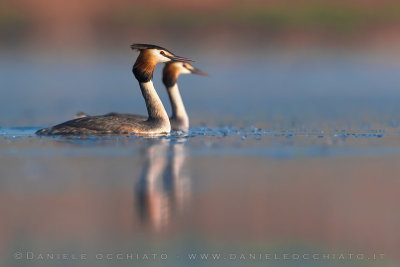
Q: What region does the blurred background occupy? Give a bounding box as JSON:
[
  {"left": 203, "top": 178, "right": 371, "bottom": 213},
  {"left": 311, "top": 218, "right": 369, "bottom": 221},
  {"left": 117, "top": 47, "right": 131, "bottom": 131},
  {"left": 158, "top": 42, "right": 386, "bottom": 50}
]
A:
[
  {"left": 2, "top": 0, "right": 400, "bottom": 54},
  {"left": 1, "top": 0, "right": 400, "bottom": 127}
]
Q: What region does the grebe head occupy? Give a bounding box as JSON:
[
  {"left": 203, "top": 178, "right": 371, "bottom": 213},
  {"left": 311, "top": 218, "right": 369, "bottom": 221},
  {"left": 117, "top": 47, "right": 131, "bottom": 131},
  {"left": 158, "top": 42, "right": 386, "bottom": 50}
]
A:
[
  {"left": 131, "top": 43, "right": 193, "bottom": 63},
  {"left": 162, "top": 61, "right": 208, "bottom": 87},
  {"left": 131, "top": 44, "right": 194, "bottom": 83}
]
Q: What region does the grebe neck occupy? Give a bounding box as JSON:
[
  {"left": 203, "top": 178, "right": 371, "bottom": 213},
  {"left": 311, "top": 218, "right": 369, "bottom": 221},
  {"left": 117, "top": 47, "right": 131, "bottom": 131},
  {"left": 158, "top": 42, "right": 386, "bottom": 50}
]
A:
[
  {"left": 139, "top": 81, "right": 169, "bottom": 122},
  {"left": 167, "top": 83, "right": 189, "bottom": 126}
]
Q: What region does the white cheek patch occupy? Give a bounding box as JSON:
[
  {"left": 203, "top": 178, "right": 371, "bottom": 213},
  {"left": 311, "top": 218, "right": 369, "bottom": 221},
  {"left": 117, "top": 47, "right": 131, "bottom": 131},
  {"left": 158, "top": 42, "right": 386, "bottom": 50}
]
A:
[
  {"left": 160, "top": 56, "right": 170, "bottom": 63},
  {"left": 150, "top": 50, "right": 171, "bottom": 62},
  {"left": 181, "top": 68, "right": 191, "bottom": 74}
]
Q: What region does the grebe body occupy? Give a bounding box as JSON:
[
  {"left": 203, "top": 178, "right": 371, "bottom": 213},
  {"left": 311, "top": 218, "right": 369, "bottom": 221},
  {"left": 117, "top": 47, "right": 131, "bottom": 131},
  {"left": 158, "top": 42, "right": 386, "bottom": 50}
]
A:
[{"left": 36, "top": 44, "right": 192, "bottom": 136}]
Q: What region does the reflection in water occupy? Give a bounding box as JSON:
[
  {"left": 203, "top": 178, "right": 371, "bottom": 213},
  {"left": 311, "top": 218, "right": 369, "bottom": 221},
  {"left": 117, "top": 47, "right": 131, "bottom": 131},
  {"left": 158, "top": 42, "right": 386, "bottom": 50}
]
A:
[
  {"left": 135, "top": 138, "right": 190, "bottom": 231},
  {"left": 2, "top": 129, "right": 400, "bottom": 265}
]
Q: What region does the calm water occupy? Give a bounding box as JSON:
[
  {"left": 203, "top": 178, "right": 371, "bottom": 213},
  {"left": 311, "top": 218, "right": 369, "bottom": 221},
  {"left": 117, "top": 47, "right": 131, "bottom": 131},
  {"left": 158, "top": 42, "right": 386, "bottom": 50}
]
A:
[{"left": 1, "top": 50, "right": 400, "bottom": 266}]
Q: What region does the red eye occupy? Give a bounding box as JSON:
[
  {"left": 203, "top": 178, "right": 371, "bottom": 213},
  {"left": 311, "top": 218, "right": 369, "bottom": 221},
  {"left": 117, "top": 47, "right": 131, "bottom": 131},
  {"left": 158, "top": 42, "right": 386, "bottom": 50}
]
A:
[{"left": 160, "top": 51, "right": 165, "bottom": 55}]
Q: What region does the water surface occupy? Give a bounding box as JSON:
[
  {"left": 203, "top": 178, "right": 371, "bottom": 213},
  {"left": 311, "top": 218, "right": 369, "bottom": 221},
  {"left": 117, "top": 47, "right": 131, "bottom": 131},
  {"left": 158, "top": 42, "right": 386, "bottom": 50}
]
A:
[{"left": 1, "top": 51, "right": 400, "bottom": 266}]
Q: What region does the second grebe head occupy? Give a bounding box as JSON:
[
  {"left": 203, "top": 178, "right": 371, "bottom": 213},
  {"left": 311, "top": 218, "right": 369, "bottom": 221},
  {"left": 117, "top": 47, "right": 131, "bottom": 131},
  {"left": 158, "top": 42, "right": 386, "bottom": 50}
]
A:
[{"left": 162, "top": 62, "right": 208, "bottom": 87}]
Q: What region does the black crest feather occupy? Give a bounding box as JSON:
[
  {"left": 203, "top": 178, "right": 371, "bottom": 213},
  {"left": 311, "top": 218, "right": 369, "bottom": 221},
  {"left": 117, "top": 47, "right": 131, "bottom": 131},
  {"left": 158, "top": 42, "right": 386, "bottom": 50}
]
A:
[{"left": 130, "top": 43, "right": 173, "bottom": 54}]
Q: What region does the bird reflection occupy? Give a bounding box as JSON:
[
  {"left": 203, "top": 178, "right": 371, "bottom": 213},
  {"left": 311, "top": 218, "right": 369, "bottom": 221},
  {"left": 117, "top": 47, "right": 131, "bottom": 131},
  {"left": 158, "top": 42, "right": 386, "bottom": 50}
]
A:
[{"left": 135, "top": 138, "right": 190, "bottom": 230}]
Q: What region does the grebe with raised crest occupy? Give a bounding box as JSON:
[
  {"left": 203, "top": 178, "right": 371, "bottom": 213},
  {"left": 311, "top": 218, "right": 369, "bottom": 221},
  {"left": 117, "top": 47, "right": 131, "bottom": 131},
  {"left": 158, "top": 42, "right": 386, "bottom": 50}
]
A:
[{"left": 36, "top": 44, "right": 193, "bottom": 136}]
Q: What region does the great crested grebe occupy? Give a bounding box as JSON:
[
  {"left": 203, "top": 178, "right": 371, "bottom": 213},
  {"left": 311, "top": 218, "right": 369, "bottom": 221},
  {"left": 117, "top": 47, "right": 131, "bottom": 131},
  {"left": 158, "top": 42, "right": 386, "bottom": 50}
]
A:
[
  {"left": 35, "top": 44, "right": 193, "bottom": 136},
  {"left": 163, "top": 61, "right": 207, "bottom": 131},
  {"left": 75, "top": 62, "right": 207, "bottom": 132}
]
